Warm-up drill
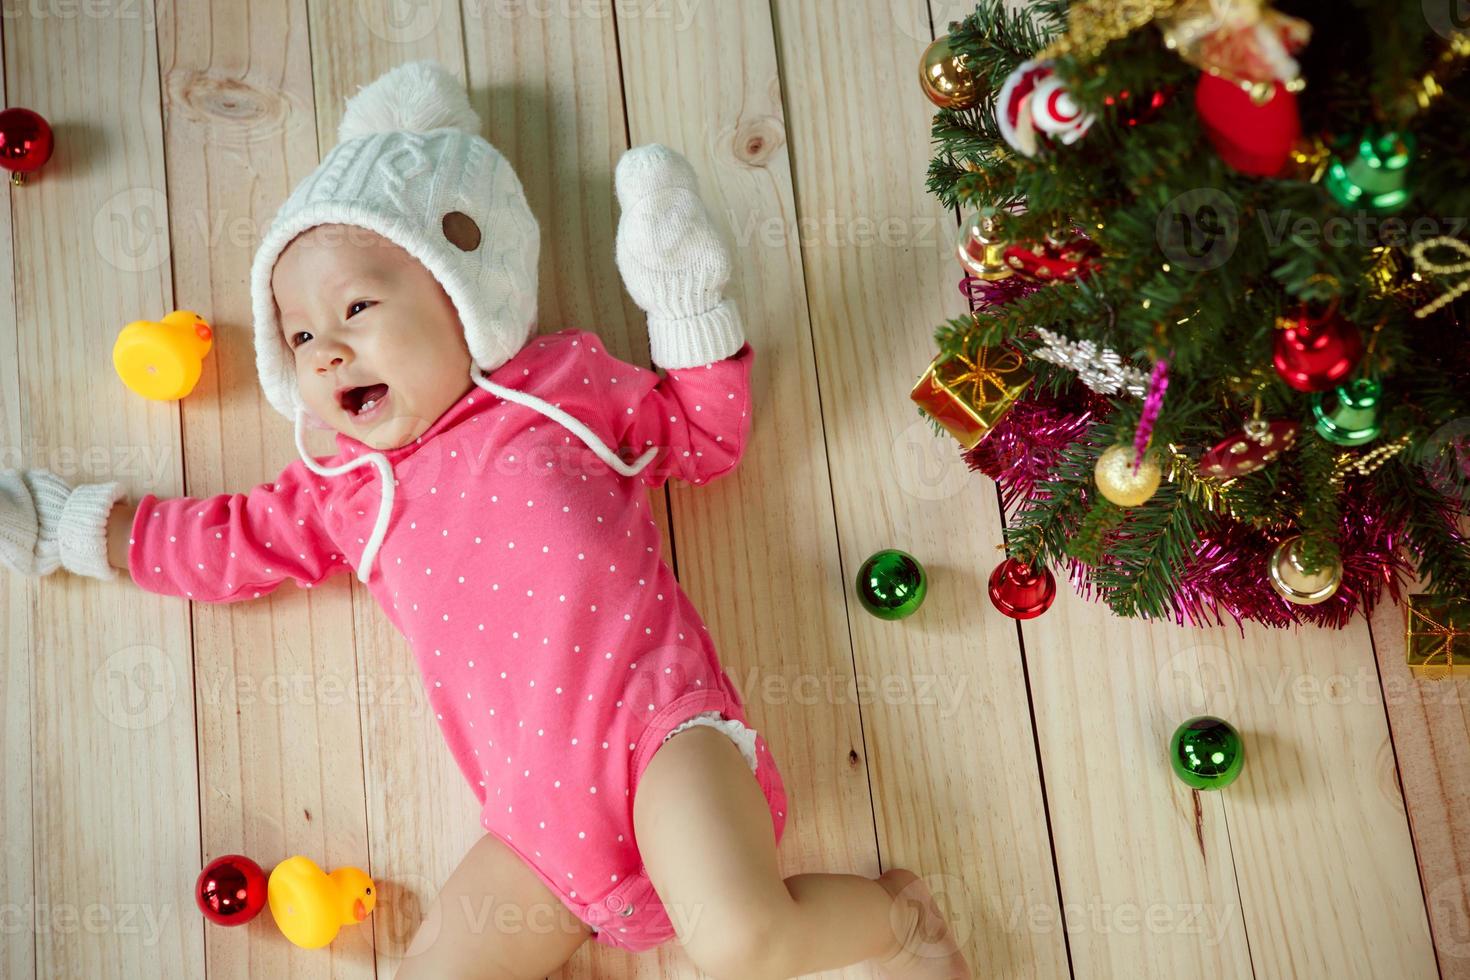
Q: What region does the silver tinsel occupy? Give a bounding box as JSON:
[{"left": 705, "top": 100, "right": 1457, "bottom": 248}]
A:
[{"left": 1030, "top": 326, "right": 1149, "bottom": 398}]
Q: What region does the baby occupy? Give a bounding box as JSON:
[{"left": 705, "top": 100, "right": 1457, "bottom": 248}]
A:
[{"left": 0, "top": 61, "right": 970, "bottom": 980}]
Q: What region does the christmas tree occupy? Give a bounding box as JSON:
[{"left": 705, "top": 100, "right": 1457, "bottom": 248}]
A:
[{"left": 915, "top": 0, "right": 1470, "bottom": 628}]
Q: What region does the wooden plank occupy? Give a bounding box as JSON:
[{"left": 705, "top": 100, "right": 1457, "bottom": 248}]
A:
[
  {"left": 0, "top": 33, "right": 38, "bottom": 980},
  {"left": 1197, "top": 624, "right": 1437, "bottom": 978},
  {"left": 6, "top": 9, "right": 202, "bottom": 978},
  {"left": 614, "top": 0, "right": 884, "bottom": 977},
  {"left": 1372, "top": 593, "right": 1469, "bottom": 979},
  {"left": 765, "top": 1, "right": 1069, "bottom": 975},
  {"left": 1024, "top": 604, "right": 1254, "bottom": 976},
  {"left": 295, "top": 9, "right": 488, "bottom": 978},
  {"left": 153, "top": 2, "right": 380, "bottom": 976}
]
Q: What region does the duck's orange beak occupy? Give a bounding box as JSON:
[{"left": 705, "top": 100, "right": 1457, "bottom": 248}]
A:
[{"left": 353, "top": 899, "right": 368, "bottom": 921}]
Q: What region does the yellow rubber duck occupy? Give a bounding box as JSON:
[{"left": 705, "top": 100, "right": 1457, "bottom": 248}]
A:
[
  {"left": 113, "top": 309, "right": 213, "bottom": 401},
  {"left": 267, "top": 855, "right": 375, "bottom": 949}
]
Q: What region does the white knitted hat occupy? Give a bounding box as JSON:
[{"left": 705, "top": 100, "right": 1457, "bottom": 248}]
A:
[{"left": 250, "top": 60, "right": 541, "bottom": 427}]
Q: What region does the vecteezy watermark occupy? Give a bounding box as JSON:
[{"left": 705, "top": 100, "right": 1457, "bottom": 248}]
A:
[
  {"left": 0, "top": 441, "right": 174, "bottom": 487},
  {"left": 1156, "top": 189, "right": 1239, "bottom": 272},
  {"left": 1415, "top": 416, "right": 1470, "bottom": 505},
  {"left": 1157, "top": 644, "right": 1470, "bottom": 712},
  {"left": 466, "top": 0, "right": 703, "bottom": 31},
  {"left": 891, "top": 1, "right": 979, "bottom": 43},
  {"left": 1000, "top": 896, "right": 1237, "bottom": 944},
  {"left": 1422, "top": 0, "right": 1470, "bottom": 40},
  {"left": 727, "top": 209, "right": 945, "bottom": 251},
  {"left": 93, "top": 186, "right": 170, "bottom": 274},
  {"left": 0, "top": 0, "right": 158, "bottom": 27},
  {"left": 890, "top": 416, "right": 976, "bottom": 503},
  {"left": 1428, "top": 873, "right": 1470, "bottom": 958},
  {"left": 736, "top": 667, "right": 974, "bottom": 719},
  {"left": 1157, "top": 186, "right": 1470, "bottom": 270},
  {"left": 197, "top": 670, "right": 428, "bottom": 714},
  {"left": 0, "top": 900, "right": 173, "bottom": 945},
  {"left": 92, "top": 645, "right": 179, "bottom": 731}
]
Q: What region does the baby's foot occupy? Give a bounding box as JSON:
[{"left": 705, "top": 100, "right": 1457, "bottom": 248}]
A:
[{"left": 873, "top": 868, "right": 974, "bottom": 980}]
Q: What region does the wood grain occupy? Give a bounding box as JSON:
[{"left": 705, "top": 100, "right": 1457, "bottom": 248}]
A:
[
  {"left": 5, "top": 1, "right": 1464, "bottom": 978},
  {"left": 768, "top": 1, "right": 1069, "bottom": 975},
  {"left": 7, "top": 8, "right": 203, "bottom": 978},
  {"left": 615, "top": 0, "right": 882, "bottom": 976},
  {"left": 1373, "top": 592, "right": 1470, "bottom": 979}
]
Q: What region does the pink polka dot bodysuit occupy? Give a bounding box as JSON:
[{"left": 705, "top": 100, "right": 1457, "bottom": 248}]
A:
[{"left": 128, "top": 329, "right": 788, "bottom": 951}]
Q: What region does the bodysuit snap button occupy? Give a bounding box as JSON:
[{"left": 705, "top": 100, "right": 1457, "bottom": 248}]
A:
[{"left": 620, "top": 903, "right": 636, "bottom": 917}]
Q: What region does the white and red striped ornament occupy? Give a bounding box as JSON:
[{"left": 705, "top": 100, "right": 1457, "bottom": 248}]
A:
[{"left": 995, "top": 59, "right": 1094, "bottom": 157}]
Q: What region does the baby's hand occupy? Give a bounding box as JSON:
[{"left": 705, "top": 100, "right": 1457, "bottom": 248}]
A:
[
  {"left": 615, "top": 143, "right": 745, "bottom": 370},
  {"left": 0, "top": 468, "right": 125, "bottom": 581}
]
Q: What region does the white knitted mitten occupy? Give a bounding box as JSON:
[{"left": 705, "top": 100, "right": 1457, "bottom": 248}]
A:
[
  {"left": 614, "top": 143, "right": 746, "bottom": 370},
  {"left": 0, "top": 469, "right": 124, "bottom": 580}
]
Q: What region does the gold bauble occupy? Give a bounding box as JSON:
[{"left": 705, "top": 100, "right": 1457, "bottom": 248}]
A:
[
  {"left": 920, "top": 36, "right": 982, "bottom": 110},
  {"left": 1095, "top": 444, "right": 1163, "bottom": 507},
  {"left": 1267, "top": 535, "right": 1342, "bottom": 605}
]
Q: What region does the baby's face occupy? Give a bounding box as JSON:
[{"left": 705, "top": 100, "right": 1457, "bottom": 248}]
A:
[{"left": 273, "top": 224, "right": 474, "bottom": 450}]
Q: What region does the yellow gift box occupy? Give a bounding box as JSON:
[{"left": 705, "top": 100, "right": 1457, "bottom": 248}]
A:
[
  {"left": 910, "top": 346, "right": 1033, "bottom": 450},
  {"left": 1405, "top": 594, "right": 1470, "bottom": 679}
]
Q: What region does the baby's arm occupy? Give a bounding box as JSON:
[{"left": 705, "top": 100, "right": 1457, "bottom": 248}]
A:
[
  {"left": 106, "top": 498, "right": 137, "bottom": 574},
  {"left": 600, "top": 143, "right": 754, "bottom": 488},
  {"left": 125, "top": 460, "right": 351, "bottom": 602},
  {"left": 577, "top": 333, "right": 754, "bottom": 489},
  {"left": 2, "top": 461, "right": 350, "bottom": 601}
]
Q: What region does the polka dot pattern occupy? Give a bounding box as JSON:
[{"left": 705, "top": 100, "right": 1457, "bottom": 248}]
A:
[{"left": 125, "top": 330, "right": 782, "bottom": 954}]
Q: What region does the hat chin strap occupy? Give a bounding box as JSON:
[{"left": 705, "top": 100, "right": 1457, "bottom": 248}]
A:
[
  {"left": 286, "top": 370, "right": 654, "bottom": 586},
  {"left": 293, "top": 406, "right": 396, "bottom": 584},
  {"left": 471, "top": 367, "right": 659, "bottom": 478}
]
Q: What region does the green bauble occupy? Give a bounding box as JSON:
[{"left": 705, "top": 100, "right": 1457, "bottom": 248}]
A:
[
  {"left": 1324, "top": 130, "right": 1414, "bottom": 214},
  {"left": 855, "top": 549, "right": 928, "bottom": 620},
  {"left": 1312, "top": 377, "right": 1382, "bottom": 447},
  {"left": 1169, "top": 716, "right": 1244, "bottom": 790}
]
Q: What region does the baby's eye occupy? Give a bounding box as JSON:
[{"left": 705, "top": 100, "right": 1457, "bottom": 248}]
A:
[
  {"left": 290, "top": 331, "right": 313, "bottom": 349},
  {"left": 347, "top": 300, "right": 375, "bottom": 319}
]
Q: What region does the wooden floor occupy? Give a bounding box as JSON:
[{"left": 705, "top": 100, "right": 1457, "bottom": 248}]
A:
[{"left": 4, "top": 1, "right": 1469, "bottom": 977}]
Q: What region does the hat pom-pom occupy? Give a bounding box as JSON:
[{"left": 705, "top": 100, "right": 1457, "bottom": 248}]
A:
[{"left": 338, "top": 60, "right": 482, "bottom": 143}]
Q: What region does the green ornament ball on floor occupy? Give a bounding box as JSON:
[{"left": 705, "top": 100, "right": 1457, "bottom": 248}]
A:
[
  {"left": 1169, "top": 716, "right": 1244, "bottom": 790},
  {"left": 855, "top": 549, "right": 927, "bottom": 620}
]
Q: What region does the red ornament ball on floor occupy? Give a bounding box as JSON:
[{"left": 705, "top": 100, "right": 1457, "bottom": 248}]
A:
[{"left": 196, "top": 854, "right": 269, "bottom": 926}]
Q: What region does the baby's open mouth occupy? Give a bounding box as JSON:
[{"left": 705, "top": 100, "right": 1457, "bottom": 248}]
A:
[{"left": 338, "top": 382, "right": 390, "bottom": 418}]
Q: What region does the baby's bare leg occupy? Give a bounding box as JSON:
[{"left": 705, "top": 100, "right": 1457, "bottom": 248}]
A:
[
  {"left": 393, "top": 832, "right": 593, "bottom": 980},
  {"left": 633, "top": 725, "right": 971, "bottom": 980}
]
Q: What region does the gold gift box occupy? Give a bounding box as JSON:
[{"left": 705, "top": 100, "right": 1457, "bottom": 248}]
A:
[
  {"left": 1405, "top": 594, "right": 1470, "bottom": 679},
  {"left": 910, "top": 346, "right": 1033, "bottom": 450}
]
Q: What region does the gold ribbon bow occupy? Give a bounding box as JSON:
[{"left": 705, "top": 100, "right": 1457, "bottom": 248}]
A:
[
  {"left": 942, "top": 348, "right": 1026, "bottom": 407},
  {"left": 1409, "top": 236, "right": 1470, "bottom": 318}
]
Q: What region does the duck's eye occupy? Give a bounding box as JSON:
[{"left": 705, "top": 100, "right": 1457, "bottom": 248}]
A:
[
  {"left": 347, "top": 300, "right": 374, "bottom": 319},
  {"left": 365, "top": 887, "right": 373, "bottom": 894},
  {"left": 290, "top": 331, "right": 313, "bottom": 349}
]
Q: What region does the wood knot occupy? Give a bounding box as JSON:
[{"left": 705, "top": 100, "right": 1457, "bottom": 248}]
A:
[
  {"left": 172, "top": 71, "right": 295, "bottom": 146},
  {"left": 732, "top": 116, "right": 784, "bottom": 168}
]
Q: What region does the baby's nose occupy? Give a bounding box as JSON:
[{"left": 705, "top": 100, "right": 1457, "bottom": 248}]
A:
[{"left": 316, "top": 356, "right": 344, "bottom": 375}]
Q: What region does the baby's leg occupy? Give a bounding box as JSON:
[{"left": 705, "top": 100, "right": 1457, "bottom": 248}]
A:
[
  {"left": 393, "top": 832, "right": 593, "bottom": 980},
  {"left": 633, "top": 725, "right": 971, "bottom": 980}
]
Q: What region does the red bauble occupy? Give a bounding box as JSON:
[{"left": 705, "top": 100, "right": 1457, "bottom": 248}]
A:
[
  {"left": 988, "top": 558, "right": 1057, "bottom": 619},
  {"left": 1194, "top": 74, "right": 1299, "bottom": 177},
  {"left": 0, "top": 107, "right": 54, "bottom": 184},
  {"left": 196, "top": 855, "right": 268, "bottom": 926},
  {"left": 1272, "top": 305, "right": 1364, "bottom": 392},
  {"left": 1199, "top": 420, "right": 1300, "bottom": 478},
  {"left": 1002, "top": 230, "right": 1100, "bottom": 281}
]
